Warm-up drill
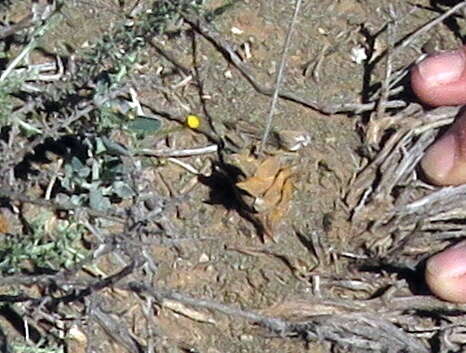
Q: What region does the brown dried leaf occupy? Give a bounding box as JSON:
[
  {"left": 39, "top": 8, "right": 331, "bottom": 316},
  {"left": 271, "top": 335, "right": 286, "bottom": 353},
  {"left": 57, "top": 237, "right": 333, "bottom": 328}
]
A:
[
  {"left": 255, "top": 156, "right": 281, "bottom": 179},
  {"left": 236, "top": 175, "right": 274, "bottom": 197},
  {"left": 235, "top": 156, "right": 281, "bottom": 198},
  {"left": 229, "top": 153, "right": 295, "bottom": 239},
  {"left": 225, "top": 152, "right": 258, "bottom": 177},
  {"left": 258, "top": 167, "right": 293, "bottom": 213},
  {"left": 263, "top": 173, "right": 294, "bottom": 237}
]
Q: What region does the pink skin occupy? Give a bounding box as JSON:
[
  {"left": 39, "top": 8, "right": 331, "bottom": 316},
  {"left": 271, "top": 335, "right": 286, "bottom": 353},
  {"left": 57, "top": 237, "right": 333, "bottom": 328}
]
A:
[
  {"left": 425, "top": 241, "right": 466, "bottom": 303},
  {"left": 411, "top": 47, "right": 466, "bottom": 107},
  {"left": 411, "top": 45, "right": 466, "bottom": 302},
  {"left": 420, "top": 112, "right": 466, "bottom": 186}
]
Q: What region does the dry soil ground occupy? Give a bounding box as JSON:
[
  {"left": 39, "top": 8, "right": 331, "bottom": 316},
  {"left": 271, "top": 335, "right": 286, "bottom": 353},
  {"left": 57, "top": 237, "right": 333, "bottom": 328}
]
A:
[{"left": 1, "top": 1, "right": 466, "bottom": 353}]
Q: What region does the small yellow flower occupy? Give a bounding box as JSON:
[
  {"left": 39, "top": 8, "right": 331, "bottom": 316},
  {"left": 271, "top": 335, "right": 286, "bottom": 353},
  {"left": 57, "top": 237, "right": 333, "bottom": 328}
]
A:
[{"left": 186, "top": 114, "right": 201, "bottom": 129}]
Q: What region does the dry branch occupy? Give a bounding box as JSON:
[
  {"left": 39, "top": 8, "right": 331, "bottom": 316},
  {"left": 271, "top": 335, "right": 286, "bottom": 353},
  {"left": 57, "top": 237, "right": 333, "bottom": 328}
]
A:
[{"left": 175, "top": 2, "right": 406, "bottom": 116}]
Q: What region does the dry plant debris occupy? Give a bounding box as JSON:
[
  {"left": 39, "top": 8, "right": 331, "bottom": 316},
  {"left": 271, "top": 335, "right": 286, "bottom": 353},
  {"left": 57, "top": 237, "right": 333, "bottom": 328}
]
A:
[
  {"left": 230, "top": 153, "right": 295, "bottom": 239},
  {"left": 2, "top": 0, "right": 466, "bottom": 353}
]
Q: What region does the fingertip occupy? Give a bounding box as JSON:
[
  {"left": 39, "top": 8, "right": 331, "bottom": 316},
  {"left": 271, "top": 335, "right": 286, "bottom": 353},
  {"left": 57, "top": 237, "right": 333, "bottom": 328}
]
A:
[
  {"left": 421, "top": 110, "right": 466, "bottom": 186},
  {"left": 411, "top": 46, "right": 466, "bottom": 106},
  {"left": 421, "top": 133, "right": 456, "bottom": 185},
  {"left": 426, "top": 241, "right": 466, "bottom": 303}
]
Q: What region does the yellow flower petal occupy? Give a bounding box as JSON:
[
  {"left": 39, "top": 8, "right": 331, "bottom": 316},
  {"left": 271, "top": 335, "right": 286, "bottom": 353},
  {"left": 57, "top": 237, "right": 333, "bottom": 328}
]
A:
[{"left": 186, "top": 115, "right": 201, "bottom": 129}]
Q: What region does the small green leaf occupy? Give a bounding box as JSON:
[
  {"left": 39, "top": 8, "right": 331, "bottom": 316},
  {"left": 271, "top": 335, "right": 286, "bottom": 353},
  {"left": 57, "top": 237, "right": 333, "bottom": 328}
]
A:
[
  {"left": 126, "top": 115, "right": 162, "bottom": 134},
  {"left": 89, "top": 186, "right": 111, "bottom": 211},
  {"left": 112, "top": 181, "right": 135, "bottom": 198},
  {"left": 101, "top": 136, "right": 130, "bottom": 156},
  {"left": 95, "top": 137, "right": 107, "bottom": 154},
  {"left": 70, "top": 156, "right": 90, "bottom": 177}
]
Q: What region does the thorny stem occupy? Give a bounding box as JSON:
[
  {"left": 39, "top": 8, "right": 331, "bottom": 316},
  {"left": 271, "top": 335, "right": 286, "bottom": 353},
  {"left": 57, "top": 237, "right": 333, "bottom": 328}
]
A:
[{"left": 2, "top": 86, "right": 128, "bottom": 176}]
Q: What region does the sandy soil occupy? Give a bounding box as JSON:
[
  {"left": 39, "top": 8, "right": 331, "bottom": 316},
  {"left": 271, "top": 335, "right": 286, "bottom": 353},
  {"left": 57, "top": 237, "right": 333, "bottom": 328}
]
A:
[{"left": 1, "top": 1, "right": 464, "bottom": 352}]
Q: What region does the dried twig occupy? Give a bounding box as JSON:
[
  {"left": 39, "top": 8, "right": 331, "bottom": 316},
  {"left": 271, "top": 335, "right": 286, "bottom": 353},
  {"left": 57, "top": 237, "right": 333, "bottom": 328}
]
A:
[
  {"left": 90, "top": 297, "right": 144, "bottom": 353},
  {"left": 135, "top": 144, "right": 218, "bottom": 157},
  {"left": 127, "top": 282, "right": 437, "bottom": 352},
  {"left": 2, "top": 86, "right": 128, "bottom": 175},
  {"left": 375, "top": 23, "right": 394, "bottom": 122},
  {"left": 128, "top": 282, "right": 288, "bottom": 333},
  {"left": 0, "top": 3, "right": 59, "bottom": 82},
  {"left": 176, "top": 3, "right": 406, "bottom": 115},
  {"left": 0, "top": 261, "right": 136, "bottom": 305},
  {"left": 392, "top": 1, "right": 466, "bottom": 57},
  {"left": 347, "top": 105, "right": 459, "bottom": 211},
  {"left": 260, "top": 0, "right": 301, "bottom": 152},
  {"left": 0, "top": 187, "right": 125, "bottom": 222},
  {"left": 292, "top": 313, "right": 429, "bottom": 353}
]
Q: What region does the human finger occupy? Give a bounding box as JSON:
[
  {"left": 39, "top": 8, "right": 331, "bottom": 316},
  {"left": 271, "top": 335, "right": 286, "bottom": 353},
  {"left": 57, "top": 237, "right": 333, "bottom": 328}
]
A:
[
  {"left": 425, "top": 240, "right": 466, "bottom": 303},
  {"left": 420, "top": 108, "right": 466, "bottom": 185},
  {"left": 411, "top": 46, "right": 466, "bottom": 106}
]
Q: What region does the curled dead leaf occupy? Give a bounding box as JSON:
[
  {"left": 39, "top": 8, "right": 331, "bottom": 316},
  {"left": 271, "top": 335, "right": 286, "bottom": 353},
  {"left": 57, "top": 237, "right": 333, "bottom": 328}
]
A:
[{"left": 227, "top": 151, "right": 295, "bottom": 239}]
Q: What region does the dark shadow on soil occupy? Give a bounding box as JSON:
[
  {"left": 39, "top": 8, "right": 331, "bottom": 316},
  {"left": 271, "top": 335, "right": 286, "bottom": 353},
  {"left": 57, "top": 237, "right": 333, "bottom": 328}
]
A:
[
  {"left": 0, "top": 305, "right": 41, "bottom": 344},
  {"left": 14, "top": 135, "right": 89, "bottom": 179},
  {"left": 198, "top": 161, "right": 267, "bottom": 238},
  {"left": 358, "top": 260, "right": 429, "bottom": 296}
]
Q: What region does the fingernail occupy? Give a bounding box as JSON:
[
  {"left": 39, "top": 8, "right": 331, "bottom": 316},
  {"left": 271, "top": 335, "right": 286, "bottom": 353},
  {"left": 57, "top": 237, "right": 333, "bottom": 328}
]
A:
[
  {"left": 421, "top": 133, "right": 457, "bottom": 184},
  {"left": 417, "top": 49, "right": 465, "bottom": 86}
]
